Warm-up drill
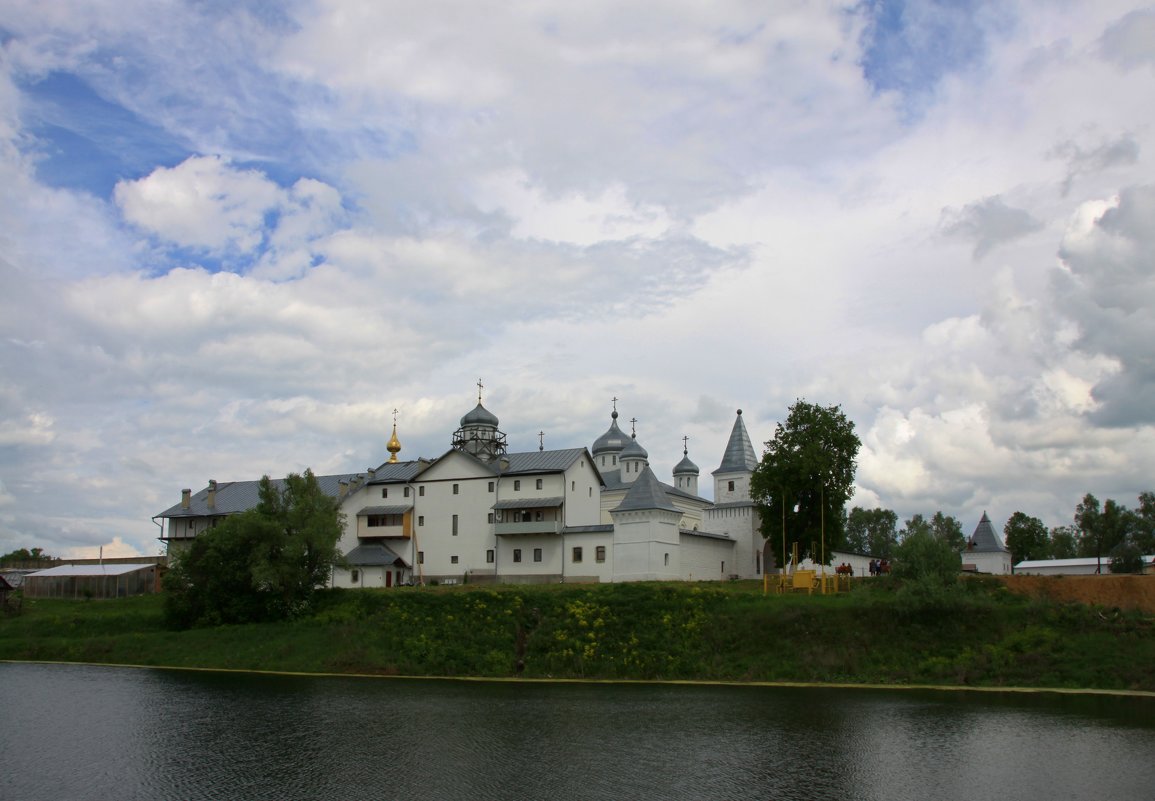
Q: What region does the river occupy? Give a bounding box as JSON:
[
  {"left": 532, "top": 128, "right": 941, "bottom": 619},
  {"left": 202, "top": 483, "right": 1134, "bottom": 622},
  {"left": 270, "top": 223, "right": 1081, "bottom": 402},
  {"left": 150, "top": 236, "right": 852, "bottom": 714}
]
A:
[{"left": 1, "top": 663, "right": 1153, "bottom": 800}]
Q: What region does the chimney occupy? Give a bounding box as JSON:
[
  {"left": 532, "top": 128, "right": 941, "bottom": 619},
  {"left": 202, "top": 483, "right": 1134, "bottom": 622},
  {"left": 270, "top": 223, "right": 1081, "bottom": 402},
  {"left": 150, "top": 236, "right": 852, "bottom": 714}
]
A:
[
  {"left": 207, "top": 479, "right": 217, "bottom": 510},
  {"left": 181, "top": 489, "right": 191, "bottom": 510},
  {"left": 368, "top": 467, "right": 376, "bottom": 479}
]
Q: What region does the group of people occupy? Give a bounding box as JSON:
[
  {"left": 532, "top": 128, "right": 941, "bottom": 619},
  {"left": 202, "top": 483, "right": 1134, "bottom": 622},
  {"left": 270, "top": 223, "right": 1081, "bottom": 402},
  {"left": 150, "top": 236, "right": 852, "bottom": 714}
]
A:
[
  {"left": 835, "top": 563, "right": 855, "bottom": 576},
  {"left": 868, "top": 559, "right": 891, "bottom": 576}
]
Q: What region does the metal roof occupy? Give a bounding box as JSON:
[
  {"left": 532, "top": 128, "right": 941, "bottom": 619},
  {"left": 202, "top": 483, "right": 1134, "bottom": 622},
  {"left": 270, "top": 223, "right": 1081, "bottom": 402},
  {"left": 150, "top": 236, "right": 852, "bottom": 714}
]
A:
[
  {"left": 601, "top": 469, "right": 708, "bottom": 505},
  {"left": 356, "top": 505, "right": 413, "bottom": 516},
  {"left": 364, "top": 461, "right": 428, "bottom": 484},
  {"left": 563, "top": 524, "right": 615, "bottom": 534},
  {"left": 966, "top": 512, "right": 1007, "bottom": 553},
  {"left": 343, "top": 543, "right": 409, "bottom": 567},
  {"left": 156, "top": 472, "right": 366, "bottom": 518},
  {"left": 681, "top": 529, "right": 733, "bottom": 541},
  {"left": 713, "top": 410, "right": 759, "bottom": 475},
  {"left": 613, "top": 467, "right": 679, "bottom": 513},
  {"left": 27, "top": 564, "right": 156, "bottom": 577},
  {"left": 493, "top": 497, "right": 564, "bottom": 510},
  {"left": 502, "top": 448, "right": 589, "bottom": 474}
]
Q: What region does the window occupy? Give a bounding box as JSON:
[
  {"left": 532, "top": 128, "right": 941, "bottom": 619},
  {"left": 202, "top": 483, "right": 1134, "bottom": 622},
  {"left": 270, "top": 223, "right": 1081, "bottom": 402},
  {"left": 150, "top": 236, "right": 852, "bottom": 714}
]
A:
[
  {"left": 351, "top": 569, "right": 359, "bottom": 583},
  {"left": 418, "top": 515, "right": 425, "bottom": 526},
  {"left": 664, "top": 553, "right": 670, "bottom": 566},
  {"left": 572, "top": 546, "right": 583, "bottom": 563},
  {"left": 728, "top": 480, "right": 735, "bottom": 492},
  {"left": 487, "top": 513, "right": 494, "bottom": 524},
  {"left": 487, "top": 549, "right": 495, "bottom": 563},
  {"left": 453, "top": 483, "right": 459, "bottom": 495},
  {"left": 596, "top": 546, "right": 606, "bottom": 563},
  {"left": 613, "top": 455, "right": 617, "bottom": 465},
  {"left": 419, "top": 486, "right": 425, "bottom": 496},
  {"left": 514, "top": 479, "right": 521, "bottom": 491},
  {"left": 488, "top": 481, "right": 494, "bottom": 492},
  {"left": 452, "top": 514, "right": 458, "bottom": 535},
  {"left": 536, "top": 478, "right": 543, "bottom": 490},
  {"left": 513, "top": 548, "right": 522, "bottom": 563},
  {"left": 589, "top": 487, "right": 592, "bottom": 497},
  {"left": 381, "top": 488, "right": 388, "bottom": 498},
  {"left": 533, "top": 548, "right": 542, "bottom": 562},
  {"left": 404, "top": 486, "right": 410, "bottom": 497},
  {"left": 368, "top": 514, "right": 403, "bottom": 527},
  {"left": 418, "top": 551, "right": 424, "bottom": 564},
  {"left": 571, "top": 480, "right": 575, "bottom": 490},
  {"left": 534, "top": 511, "right": 543, "bottom": 521},
  {"left": 451, "top": 555, "right": 459, "bottom": 564}
]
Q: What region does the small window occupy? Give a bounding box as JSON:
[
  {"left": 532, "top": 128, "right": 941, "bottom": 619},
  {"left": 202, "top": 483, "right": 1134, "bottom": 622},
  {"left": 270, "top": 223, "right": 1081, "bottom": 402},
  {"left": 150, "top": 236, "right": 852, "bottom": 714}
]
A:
[
  {"left": 664, "top": 553, "right": 670, "bottom": 566},
  {"left": 589, "top": 487, "right": 592, "bottom": 497},
  {"left": 596, "top": 546, "right": 606, "bottom": 563},
  {"left": 514, "top": 479, "right": 521, "bottom": 491},
  {"left": 418, "top": 515, "right": 425, "bottom": 526},
  {"left": 535, "top": 511, "right": 543, "bottom": 521},
  {"left": 451, "top": 555, "right": 459, "bottom": 564},
  {"left": 486, "top": 549, "right": 495, "bottom": 563},
  {"left": 728, "top": 480, "right": 735, "bottom": 492},
  {"left": 404, "top": 486, "right": 410, "bottom": 497},
  {"left": 533, "top": 548, "right": 542, "bottom": 562},
  {"left": 452, "top": 514, "right": 458, "bottom": 535},
  {"left": 487, "top": 512, "right": 494, "bottom": 524},
  {"left": 453, "top": 483, "right": 459, "bottom": 495},
  {"left": 513, "top": 548, "right": 522, "bottom": 563},
  {"left": 572, "top": 546, "right": 583, "bottom": 564},
  {"left": 613, "top": 455, "right": 617, "bottom": 465},
  {"left": 488, "top": 481, "right": 494, "bottom": 492},
  {"left": 351, "top": 569, "right": 360, "bottom": 582},
  {"left": 536, "top": 478, "right": 543, "bottom": 490},
  {"left": 418, "top": 551, "right": 424, "bottom": 564},
  {"left": 381, "top": 488, "right": 388, "bottom": 498},
  {"left": 419, "top": 486, "right": 425, "bottom": 496},
  {"left": 571, "top": 480, "right": 575, "bottom": 490}
]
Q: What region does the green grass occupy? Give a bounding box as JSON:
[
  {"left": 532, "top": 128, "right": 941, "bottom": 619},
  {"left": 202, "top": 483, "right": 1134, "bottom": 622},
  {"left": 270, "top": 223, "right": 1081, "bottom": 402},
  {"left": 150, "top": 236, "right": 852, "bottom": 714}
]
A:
[{"left": 2, "top": 579, "right": 1153, "bottom": 691}]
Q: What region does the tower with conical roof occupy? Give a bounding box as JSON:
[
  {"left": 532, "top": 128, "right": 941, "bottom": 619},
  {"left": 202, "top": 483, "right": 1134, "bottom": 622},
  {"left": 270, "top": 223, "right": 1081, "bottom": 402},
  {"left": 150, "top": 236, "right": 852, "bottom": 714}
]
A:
[
  {"left": 610, "top": 465, "right": 683, "bottom": 581},
  {"left": 451, "top": 380, "right": 508, "bottom": 463},
  {"left": 962, "top": 511, "right": 1012, "bottom": 575},
  {"left": 712, "top": 409, "right": 759, "bottom": 503}
]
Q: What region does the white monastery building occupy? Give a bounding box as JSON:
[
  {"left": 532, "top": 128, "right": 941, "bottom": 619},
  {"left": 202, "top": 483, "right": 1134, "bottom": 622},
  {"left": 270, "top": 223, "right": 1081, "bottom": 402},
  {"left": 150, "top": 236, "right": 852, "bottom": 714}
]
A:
[{"left": 156, "top": 394, "right": 770, "bottom": 587}]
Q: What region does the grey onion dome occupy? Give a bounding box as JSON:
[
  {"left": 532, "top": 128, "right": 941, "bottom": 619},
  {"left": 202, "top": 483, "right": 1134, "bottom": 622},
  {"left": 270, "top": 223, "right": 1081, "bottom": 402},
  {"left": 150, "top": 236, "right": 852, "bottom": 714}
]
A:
[
  {"left": 460, "top": 402, "right": 499, "bottom": 428},
  {"left": 621, "top": 434, "right": 648, "bottom": 460},
  {"left": 673, "top": 450, "right": 699, "bottom": 475},
  {"left": 592, "top": 411, "right": 630, "bottom": 456}
]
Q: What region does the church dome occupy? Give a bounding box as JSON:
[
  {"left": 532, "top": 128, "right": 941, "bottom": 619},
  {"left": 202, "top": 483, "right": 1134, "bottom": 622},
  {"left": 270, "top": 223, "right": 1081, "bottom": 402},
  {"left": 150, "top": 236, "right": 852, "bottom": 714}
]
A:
[
  {"left": 621, "top": 434, "right": 648, "bottom": 460},
  {"left": 460, "top": 402, "right": 499, "bottom": 428},
  {"left": 673, "top": 450, "right": 699, "bottom": 475},
  {"left": 592, "top": 411, "right": 630, "bottom": 456}
]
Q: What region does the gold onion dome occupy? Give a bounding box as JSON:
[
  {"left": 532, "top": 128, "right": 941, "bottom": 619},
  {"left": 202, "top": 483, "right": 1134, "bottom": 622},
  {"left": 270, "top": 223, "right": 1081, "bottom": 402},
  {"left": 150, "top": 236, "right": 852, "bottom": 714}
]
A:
[{"left": 386, "top": 423, "right": 402, "bottom": 463}]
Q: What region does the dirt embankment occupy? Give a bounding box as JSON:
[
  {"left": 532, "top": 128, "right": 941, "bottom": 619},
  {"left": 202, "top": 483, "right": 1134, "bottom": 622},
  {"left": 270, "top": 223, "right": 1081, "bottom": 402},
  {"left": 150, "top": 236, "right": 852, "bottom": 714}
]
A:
[{"left": 996, "top": 574, "right": 1155, "bottom": 614}]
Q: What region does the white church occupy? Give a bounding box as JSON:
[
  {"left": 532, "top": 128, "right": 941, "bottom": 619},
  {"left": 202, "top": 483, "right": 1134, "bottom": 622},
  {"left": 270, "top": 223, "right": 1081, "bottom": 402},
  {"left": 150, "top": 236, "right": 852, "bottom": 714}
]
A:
[{"left": 156, "top": 392, "right": 771, "bottom": 587}]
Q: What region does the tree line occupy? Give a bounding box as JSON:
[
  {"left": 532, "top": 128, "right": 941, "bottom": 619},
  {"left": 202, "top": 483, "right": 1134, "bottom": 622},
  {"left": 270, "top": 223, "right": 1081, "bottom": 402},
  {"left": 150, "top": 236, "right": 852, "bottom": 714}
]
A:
[{"left": 749, "top": 399, "right": 1153, "bottom": 575}]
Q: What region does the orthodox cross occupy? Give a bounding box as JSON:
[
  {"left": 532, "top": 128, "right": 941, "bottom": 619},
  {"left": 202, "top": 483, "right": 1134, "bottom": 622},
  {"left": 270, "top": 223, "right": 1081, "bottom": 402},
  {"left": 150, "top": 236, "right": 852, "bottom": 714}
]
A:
[
  {"left": 538, "top": 431, "right": 545, "bottom": 451},
  {"left": 393, "top": 408, "right": 399, "bottom": 425},
  {"left": 682, "top": 434, "right": 689, "bottom": 455},
  {"left": 477, "top": 378, "right": 484, "bottom": 403},
  {"left": 611, "top": 396, "right": 618, "bottom": 413},
  {"left": 630, "top": 417, "right": 638, "bottom": 437}
]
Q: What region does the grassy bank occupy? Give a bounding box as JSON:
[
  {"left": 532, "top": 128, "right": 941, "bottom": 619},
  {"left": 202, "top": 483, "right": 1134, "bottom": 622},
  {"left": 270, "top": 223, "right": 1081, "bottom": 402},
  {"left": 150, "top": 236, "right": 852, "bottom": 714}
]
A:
[{"left": 3, "top": 578, "right": 1153, "bottom": 691}]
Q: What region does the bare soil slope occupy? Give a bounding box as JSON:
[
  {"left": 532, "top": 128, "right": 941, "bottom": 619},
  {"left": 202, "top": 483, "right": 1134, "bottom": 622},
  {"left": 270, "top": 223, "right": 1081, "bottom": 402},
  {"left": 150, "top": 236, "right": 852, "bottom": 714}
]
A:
[{"left": 997, "top": 574, "right": 1155, "bottom": 613}]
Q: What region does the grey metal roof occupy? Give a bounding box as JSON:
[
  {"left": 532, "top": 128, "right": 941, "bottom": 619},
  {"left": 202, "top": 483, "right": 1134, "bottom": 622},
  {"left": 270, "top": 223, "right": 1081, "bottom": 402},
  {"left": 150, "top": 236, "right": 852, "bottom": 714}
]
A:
[
  {"left": 712, "top": 409, "right": 759, "bottom": 475},
  {"left": 681, "top": 529, "right": 733, "bottom": 541},
  {"left": 27, "top": 563, "right": 156, "bottom": 577},
  {"left": 343, "top": 543, "right": 409, "bottom": 567},
  {"left": 966, "top": 512, "right": 1008, "bottom": 553},
  {"left": 356, "top": 505, "right": 412, "bottom": 516},
  {"left": 612, "top": 467, "right": 679, "bottom": 513},
  {"left": 591, "top": 412, "right": 630, "bottom": 455},
  {"left": 601, "top": 469, "right": 707, "bottom": 505},
  {"left": 157, "top": 471, "right": 368, "bottom": 518},
  {"left": 493, "top": 497, "right": 564, "bottom": 510},
  {"left": 502, "top": 448, "right": 591, "bottom": 475},
  {"left": 562, "top": 524, "right": 615, "bottom": 534},
  {"left": 710, "top": 500, "right": 755, "bottom": 510},
  {"left": 365, "top": 461, "right": 427, "bottom": 484}
]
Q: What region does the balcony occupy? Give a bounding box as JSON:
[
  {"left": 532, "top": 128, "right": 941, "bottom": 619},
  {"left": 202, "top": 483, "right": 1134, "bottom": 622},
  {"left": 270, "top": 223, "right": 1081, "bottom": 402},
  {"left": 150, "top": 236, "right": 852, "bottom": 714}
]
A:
[{"left": 495, "top": 520, "right": 563, "bottom": 536}]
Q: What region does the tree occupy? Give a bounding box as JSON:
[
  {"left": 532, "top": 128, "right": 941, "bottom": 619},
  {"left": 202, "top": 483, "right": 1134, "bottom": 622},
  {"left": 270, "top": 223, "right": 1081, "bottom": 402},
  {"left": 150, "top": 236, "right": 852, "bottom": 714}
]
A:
[
  {"left": 750, "top": 400, "right": 861, "bottom": 564},
  {"left": 1133, "top": 491, "right": 1155, "bottom": 554},
  {"left": 1075, "top": 494, "right": 1133, "bottom": 568},
  {"left": 1049, "top": 525, "right": 1078, "bottom": 559},
  {"left": 164, "top": 469, "right": 344, "bottom": 629},
  {"left": 893, "top": 524, "right": 960, "bottom": 585},
  {"left": 0, "top": 547, "right": 56, "bottom": 566},
  {"left": 1004, "top": 512, "right": 1049, "bottom": 563},
  {"left": 1109, "top": 540, "right": 1144, "bottom": 574},
  {"left": 930, "top": 511, "right": 965, "bottom": 553},
  {"left": 845, "top": 507, "right": 898, "bottom": 557}
]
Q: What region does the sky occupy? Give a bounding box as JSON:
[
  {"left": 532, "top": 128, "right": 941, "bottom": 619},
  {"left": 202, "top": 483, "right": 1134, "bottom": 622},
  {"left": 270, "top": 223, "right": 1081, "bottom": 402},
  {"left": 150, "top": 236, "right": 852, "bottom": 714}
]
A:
[{"left": 1, "top": 0, "right": 1154, "bottom": 559}]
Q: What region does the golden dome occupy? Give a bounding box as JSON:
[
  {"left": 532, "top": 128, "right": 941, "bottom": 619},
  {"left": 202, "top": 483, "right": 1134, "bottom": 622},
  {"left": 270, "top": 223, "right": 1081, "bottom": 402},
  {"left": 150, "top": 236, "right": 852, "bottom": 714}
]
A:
[{"left": 386, "top": 422, "right": 402, "bottom": 463}]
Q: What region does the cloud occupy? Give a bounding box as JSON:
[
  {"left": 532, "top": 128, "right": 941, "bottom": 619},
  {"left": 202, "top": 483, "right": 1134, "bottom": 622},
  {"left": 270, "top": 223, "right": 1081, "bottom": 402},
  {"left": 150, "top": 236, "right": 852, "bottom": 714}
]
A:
[
  {"left": 1053, "top": 135, "right": 1140, "bottom": 196},
  {"left": 1099, "top": 8, "right": 1155, "bottom": 69},
  {"left": 940, "top": 196, "right": 1044, "bottom": 259}
]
